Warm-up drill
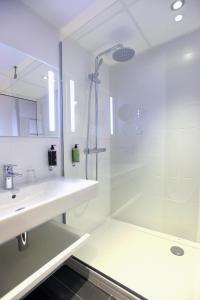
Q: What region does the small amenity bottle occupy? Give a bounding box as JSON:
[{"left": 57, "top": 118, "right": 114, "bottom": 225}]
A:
[
  {"left": 72, "top": 144, "right": 80, "bottom": 166},
  {"left": 48, "top": 145, "right": 57, "bottom": 171}
]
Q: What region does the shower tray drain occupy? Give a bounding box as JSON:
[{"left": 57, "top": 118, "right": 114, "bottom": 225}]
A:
[{"left": 170, "top": 246, "right": 184, "bottom": 256}]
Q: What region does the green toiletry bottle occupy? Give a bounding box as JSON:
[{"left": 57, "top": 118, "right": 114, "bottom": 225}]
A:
[{"left": 72, "top": 144, "right": 80, "bottom": 165}]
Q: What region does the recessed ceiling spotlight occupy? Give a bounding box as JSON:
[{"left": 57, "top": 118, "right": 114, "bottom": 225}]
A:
[
  {"left": 42, "top": 75, "right": 48, "bottom": 80},
  {"left": 171, "top": 0, "right": 185, "bottom": 11},
  {"left": 175, "top": 14, "right": 183, "bottom": 22}
]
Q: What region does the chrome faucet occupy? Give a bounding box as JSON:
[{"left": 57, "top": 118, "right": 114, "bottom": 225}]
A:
[{"left": 3, "top": 164, "right": 22, "bottom": 190}]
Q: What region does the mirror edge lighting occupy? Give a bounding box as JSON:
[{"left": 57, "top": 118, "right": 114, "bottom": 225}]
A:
[
  {"left": 48, "top": 70, "right": 56, "bottom": 132},
  {"left": 70, "top": 79, "right": 77, "bottom": 133},
  {"left": 110, "top": 96, "right": 114, "bottom": 135}
]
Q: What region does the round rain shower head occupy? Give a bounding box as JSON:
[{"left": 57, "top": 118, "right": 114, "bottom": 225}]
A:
[{"left": 112, "top": 47, "right": 135, "bottom": 62}]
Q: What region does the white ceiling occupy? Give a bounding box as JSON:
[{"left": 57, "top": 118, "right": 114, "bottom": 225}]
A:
[
  {"left": 1, "top": 1, "right": 199, "bottom": 98},
  {"left": 63, "top": 0, "right": 200, "bottom": 61},
  {"left": 20, "top": 0, "right": 96, "bottom": 28},
  {"left": 19, "top": 0, "right": 200, "bottom": 63}
]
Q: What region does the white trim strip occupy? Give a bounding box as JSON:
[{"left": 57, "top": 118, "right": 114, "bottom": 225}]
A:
[{"left": 2, "top": 233, "right": 90, "bottom": 300}]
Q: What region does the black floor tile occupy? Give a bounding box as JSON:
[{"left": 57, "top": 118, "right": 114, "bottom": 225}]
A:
[
  {"left": 44, "top": 276, "right": 82, "bottom": 300},
  {"left": 25, "top": 265, "right": 111, "bottom": 300},
  {"left": 25, "top": 276, "right": 82, "bottom": 300},
  {"left": 25, "top": 284, "right": 57, "bottom": 300},
  {"left": 54, "top": 266, "right": 110, "bottom": 300}
]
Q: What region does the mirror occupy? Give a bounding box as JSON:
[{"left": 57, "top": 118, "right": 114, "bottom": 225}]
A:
[{"left": 0, "top": 43, "right": 59, "bottom": 137}]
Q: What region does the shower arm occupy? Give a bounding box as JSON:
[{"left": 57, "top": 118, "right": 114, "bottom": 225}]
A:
[{"left": 95, "top": 44, "right": 123, "bottom": 62}]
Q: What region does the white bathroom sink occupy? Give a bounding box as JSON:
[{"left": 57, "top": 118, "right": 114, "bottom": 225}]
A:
[{"left": 0, "top": 177, "right": 98, "bottom": 245}]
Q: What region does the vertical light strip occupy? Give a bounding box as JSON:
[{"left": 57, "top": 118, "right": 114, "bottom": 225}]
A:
[
  {"left": 110, "top": 96, "right": 114, "bottom": 135},
  {"left": 48, "top": 70, "right": 55, "bottom": 132},
  {"left": 70, "top": 79, "right": 76, "bottom": 133}
]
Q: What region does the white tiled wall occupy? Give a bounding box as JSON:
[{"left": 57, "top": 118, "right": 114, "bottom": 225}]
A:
[
  {"left": 0, "top": 137, "right": 61, "bottom": 187},
  {"left": 110, "top": 29, "right": 200, "bottom": 242},
  {"left": 62, "top": 38, "right": 111, "bottom": 233}
]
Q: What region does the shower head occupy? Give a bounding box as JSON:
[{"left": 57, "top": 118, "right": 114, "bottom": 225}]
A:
[
  {"left": 95, "top": 57, "right": 103, "bottom": 75},
  {"left": 112, "top": 47, "right": 135, "bottom": 62},
  {"left": 98, "top": 57, "right": 103, "bottom": 65},
  {"left": 93, "top": 44, "right": 135, "bottom": 75},
  {"left": 96, "top": 44, "right": 135, "bottom": 63},
  {"left": 97, "top": 57, "right": 103, "bottom": 69}
]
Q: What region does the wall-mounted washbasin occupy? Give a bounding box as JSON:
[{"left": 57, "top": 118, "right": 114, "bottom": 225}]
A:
[{"left": 0, "top": 177, "right": 98, "bottom": 245}]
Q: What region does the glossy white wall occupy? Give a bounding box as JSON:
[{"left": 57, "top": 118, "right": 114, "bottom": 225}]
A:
[
  {"left": 110, "top": 29, "right": 200, "bottom": 242},
  {"left": 0, "top": 0, "right": 59, "bottom": 66}
]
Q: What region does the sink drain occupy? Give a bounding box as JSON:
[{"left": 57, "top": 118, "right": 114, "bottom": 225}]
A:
[
  {"left": 170, "top": 246, "right": 184, "bottom": 256},
  {"left": 15, "top": 207, "right": 25, "bottom": 212}
]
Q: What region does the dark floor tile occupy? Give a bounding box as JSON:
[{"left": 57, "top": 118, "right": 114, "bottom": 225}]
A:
[
  {"left": 54, "top": 266, "right": 109, "bottom": 300},
  {"left": 43, "top": 276, "right": 82, "bottom": 300},
  {"left": 25, "top": 276, "right": 82, "bottom": 300},
  {"left": 25, "top": 284, "right": 57, "bottom": 300},
  {"left": 54, "top": 266, "right": 86, "bottom": 289}
]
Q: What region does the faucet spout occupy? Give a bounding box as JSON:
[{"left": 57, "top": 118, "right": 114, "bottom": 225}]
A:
[
  {"left": 3, "top": 164, "right": 22, "bottom": 190},
  {"left": 8, "top": 171, "right": 22, "bottom": 177}
]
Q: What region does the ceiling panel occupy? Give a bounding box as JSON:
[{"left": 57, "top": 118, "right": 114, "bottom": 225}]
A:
[
  {"left": 0, "top": 60, "right": 50, "bottom": 99},
  {"left": 20, "top": 0, "right": 200, "bottom": 61},
  {"left": 130, "top": 0, "right": 200, "bottom": 48},
  {"left": 0, "top": 74, "right": 10, "bottom": 91},
  {"left": 77, "top": 9, "right": 149, "bottom": 60},
  {"left": 71, "top": 1, "right": 123, "bottom": 41},
  {"left": 22, "top": 64, "right": 53, "bottom": 89},
  {"left": 5, "top": 80, "right": 47, "bottom": 100},
  {"left": 0, "top": 43, "right": 27, "bottom": 75},
  {"left": 21, "top": 0, "right": 96, "bottom": 28}
]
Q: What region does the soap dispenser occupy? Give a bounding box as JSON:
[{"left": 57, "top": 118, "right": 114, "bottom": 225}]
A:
[
  {"left": 48, "top": 145, "right": 57, "bottom": 171},
  {"left": 72, "top": 144, "right": 80, "bottom": 166}
]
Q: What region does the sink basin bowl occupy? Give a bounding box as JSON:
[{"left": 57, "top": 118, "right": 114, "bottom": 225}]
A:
[{"left": 0, "top": 177, "right": 97, "bottom": 245}]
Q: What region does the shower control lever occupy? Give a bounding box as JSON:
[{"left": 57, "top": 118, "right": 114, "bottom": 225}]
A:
[{"left": 85, "top": 147, "right": 106, "bottom": 154}]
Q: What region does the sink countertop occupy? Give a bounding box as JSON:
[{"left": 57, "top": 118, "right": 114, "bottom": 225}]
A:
[{"left": 0, "top": 177, "right": 98, "bottom": 245}]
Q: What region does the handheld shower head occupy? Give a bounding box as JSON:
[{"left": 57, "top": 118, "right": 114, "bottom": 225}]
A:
[
  {"left": 98, "top": 57, "right": 103, "bottom": 68},
  {"left": 95, "top": 57, "right": 103, "bottom": 75}
]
